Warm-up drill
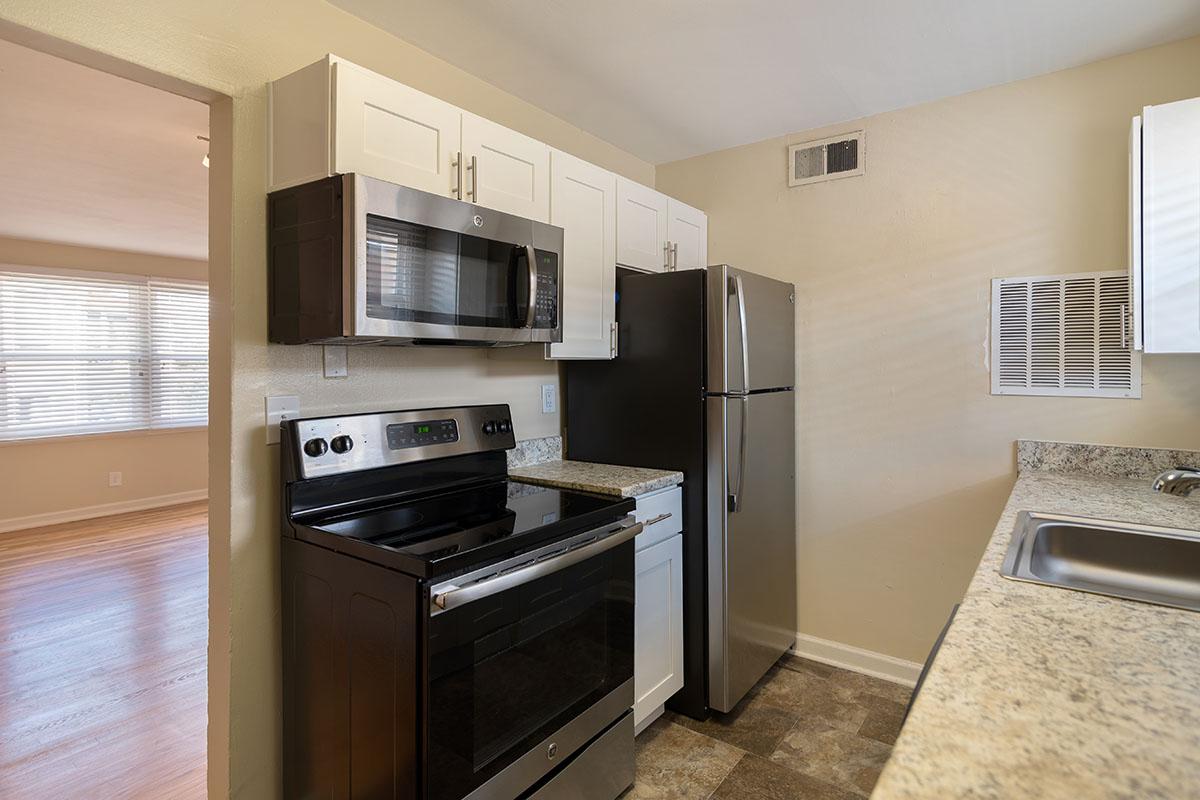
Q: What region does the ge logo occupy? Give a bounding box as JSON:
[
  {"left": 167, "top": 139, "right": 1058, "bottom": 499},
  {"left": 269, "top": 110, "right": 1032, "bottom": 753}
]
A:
[{"left": 473, "top": 215, "right": 484, "bottom": 227}]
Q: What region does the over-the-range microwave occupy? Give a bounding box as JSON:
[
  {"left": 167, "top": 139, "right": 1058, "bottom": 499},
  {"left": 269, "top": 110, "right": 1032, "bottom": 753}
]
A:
[{"left": 268, "top": 173, "right": 563, "bottom": 346}]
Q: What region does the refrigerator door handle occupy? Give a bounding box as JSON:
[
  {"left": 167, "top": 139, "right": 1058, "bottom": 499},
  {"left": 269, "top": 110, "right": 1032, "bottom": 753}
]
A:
[
  {"left": 728, "top": 396, "right": 748, "bottom": 513},
  {"left": 732, "top": 274, "right": 750, "bottom": 393}
]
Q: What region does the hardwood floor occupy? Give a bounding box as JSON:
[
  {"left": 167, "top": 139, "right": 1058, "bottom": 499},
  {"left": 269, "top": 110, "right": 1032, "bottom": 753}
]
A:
[{"left": 0, "top": 502, "right": 208, "bottom": 799}]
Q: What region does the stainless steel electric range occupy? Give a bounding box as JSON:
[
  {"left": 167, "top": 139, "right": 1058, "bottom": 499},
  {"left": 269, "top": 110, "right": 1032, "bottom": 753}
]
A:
[{"left": 280, "top": 404, "right": 640, "bottom": 800}]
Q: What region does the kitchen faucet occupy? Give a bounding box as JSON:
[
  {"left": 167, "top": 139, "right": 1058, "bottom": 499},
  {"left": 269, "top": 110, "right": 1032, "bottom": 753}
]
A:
[{"left": 1151, "top": 466, "right": 1200, "bottom": 497}]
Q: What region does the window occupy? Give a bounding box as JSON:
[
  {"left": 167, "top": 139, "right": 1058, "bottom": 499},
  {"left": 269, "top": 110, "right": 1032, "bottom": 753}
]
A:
[{"left": 0, "top": 268, "right": 208, "bottom": 440}]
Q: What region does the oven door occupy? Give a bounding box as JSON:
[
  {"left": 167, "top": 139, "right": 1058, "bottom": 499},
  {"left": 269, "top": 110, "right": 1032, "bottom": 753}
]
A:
[
  {"left": 425, "top": 521, "right": 638, "bottom": 800},
  {"left": 347, "top": 173, "right": 562, "bottom": 344}
]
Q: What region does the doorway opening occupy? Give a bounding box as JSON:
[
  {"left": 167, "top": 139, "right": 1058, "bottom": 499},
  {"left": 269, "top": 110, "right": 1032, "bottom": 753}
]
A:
[{"left": 0, "top": 38, "right": 211, "bottom": 798}]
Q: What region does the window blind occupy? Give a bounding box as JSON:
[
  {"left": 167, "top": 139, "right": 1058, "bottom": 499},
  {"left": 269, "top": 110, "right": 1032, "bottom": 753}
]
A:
[{"left": 0, "top": 269, "right": 208, "bottom": 441}]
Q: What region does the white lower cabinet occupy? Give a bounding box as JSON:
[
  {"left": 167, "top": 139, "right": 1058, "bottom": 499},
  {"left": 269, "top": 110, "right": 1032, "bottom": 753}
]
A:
[{"left": 634, "top": 486, "right": 684, "bottom": 731}]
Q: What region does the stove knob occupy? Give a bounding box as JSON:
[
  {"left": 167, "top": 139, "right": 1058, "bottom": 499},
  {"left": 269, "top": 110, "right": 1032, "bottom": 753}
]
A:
[
  {"left": 482, "top": 421, "right": 498, "bottom": 435},
  {"left": 303, "top": 437, "right": 328, "bottom": 458},
  {"left": 498, "top": 419, "right": 511, "bottom": 433},
  {"left": 330, "top": 435, "right": 354, "bottom": 454}
]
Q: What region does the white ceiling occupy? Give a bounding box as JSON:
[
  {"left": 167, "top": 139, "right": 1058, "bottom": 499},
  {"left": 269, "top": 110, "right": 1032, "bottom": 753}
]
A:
[
  {"left": 331, "top": 0, "right": 1200, "bottom": 164},
  {"left": 0, "top": 39, "right": 208, "bottom": 260}
]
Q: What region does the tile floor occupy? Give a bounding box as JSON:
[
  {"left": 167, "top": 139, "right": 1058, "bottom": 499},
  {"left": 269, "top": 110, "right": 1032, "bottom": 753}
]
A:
[{"left": 623, "top": 655, "right": 913, "bottom": 800}]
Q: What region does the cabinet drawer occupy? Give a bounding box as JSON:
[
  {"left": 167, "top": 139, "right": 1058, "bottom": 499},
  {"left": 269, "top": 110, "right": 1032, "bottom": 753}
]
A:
[{"left": 634, "top": 485, "right": 682, "bottom": 552}]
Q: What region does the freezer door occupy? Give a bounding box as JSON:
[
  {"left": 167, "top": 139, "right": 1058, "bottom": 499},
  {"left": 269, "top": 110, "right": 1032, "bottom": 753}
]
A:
[
  {"left": 706, "top": 390, "right": 797, "bottom": 713},
  {"left": 707, "top": 265, "right": 796, "bottom": 394}
]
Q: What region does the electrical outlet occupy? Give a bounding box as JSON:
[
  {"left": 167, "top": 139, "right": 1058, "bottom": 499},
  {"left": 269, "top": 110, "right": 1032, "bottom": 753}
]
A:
[
  {"left": 265, "top": 395, "right": 300, "bottom": 444},
  {"left": 541, "top": 384, "right": 557, "bottom": 414},
  {"left": 108, "top": 471, "right": 122, "bottom": 487}
]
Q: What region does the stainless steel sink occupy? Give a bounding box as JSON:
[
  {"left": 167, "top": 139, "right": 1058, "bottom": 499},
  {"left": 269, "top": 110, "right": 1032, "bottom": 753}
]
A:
[{"left": 1000, "top": 511, "right": 1200, "bottom": 612}]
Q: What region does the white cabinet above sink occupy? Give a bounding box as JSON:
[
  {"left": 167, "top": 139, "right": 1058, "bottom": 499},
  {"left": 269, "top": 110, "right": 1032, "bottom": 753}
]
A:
[{"left": 1131, "top": 96, "right": 1200, "bottom": 353}]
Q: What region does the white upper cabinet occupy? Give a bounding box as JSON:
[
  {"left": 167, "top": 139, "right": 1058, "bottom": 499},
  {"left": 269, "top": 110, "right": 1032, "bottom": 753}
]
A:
[
  {"left": 1134, "top": 96, "right": 1200, "bottom": 353},
  {"left": 617, "top": 178, "right": 670, "bottom": 272},
  {"left": 461, "top": 113, "right": 550, "bottom": 223},
  {"left": 667, "top": 198, "right": 708, "bottom": 271},
  {"left": 331, "top": 61, "right": 463, "bottom": 198},
  {"left": 547, "top": 150, "right": 617, "bottom": 360},
  {"left": 270, "top": 56, "right": 461, "bottom": 197},
  {"left": 616, "top": 178, "right": 708, "bottom": 274}
]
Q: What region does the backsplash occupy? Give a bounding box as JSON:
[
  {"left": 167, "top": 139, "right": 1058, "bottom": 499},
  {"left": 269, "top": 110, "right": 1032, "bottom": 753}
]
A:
[
  {"left": 507, "top": 435, "right": 562, "bottom": 468},
  {"left": 1017, "top": 440, "right": 1200, "bottom": 479}
]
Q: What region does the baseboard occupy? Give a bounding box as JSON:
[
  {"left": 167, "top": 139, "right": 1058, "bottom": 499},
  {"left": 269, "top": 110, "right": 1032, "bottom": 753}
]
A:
[
  {"left": 0, "top": 489, "right": 208, "bottom": 534},
  {"left": 790, "top": 632, "right": 922, "bottom": 687}
]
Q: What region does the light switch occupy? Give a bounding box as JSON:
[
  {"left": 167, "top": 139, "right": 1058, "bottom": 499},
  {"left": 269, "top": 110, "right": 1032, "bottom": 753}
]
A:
[
  {"left": 265, "top": 395, "right": 300, "bottom": 445},
  {"left": 323, "top": 345, "right": 348, "bottom": 378}
]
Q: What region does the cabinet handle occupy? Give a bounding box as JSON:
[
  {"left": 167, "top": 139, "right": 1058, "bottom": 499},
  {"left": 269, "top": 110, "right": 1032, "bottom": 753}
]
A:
[
  {"left": 664, "top": 240, "right": 671, "bottom": 271},
  {"left": 609, "top": 321, "right": 618, "bottom": 358},
  {"left": 467, "top": 154, "right": 478, "bottom": 202},
  {"left": 642, "top": 512, "right": 672, "bottom": 527},
  {"left": 452, "top": 151, "right": 462, "bottom": 199},
  {"left": 671, "top": 242, "right": 678, "bottom": 270}
]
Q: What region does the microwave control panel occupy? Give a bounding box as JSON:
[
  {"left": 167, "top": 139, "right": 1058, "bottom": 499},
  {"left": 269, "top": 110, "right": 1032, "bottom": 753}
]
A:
[{"left": 534, "top": 255, "right": 559, "bottom": 330}]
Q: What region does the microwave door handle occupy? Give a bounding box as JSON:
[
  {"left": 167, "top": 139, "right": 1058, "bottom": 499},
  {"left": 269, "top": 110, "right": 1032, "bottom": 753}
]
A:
[
  {"left": 430, "top": 521, "right": 643, "bottom": 615},
  {"left": 524, "top": 244, "right": 537, "bottom": 328}
]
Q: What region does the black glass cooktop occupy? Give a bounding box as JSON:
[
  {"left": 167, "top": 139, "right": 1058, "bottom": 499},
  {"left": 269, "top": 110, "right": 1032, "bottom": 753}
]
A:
[{"left": 297, "top": 480, "right": 634, "bottom": 579}]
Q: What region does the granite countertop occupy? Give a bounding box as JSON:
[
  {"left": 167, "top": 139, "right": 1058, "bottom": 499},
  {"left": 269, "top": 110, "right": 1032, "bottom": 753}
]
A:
[
  {"left": 873, "top": 449, "right": 1200, "bottom": 799},
  {"left": 508, "top": 459, "right": 683, "bottom": 498}
]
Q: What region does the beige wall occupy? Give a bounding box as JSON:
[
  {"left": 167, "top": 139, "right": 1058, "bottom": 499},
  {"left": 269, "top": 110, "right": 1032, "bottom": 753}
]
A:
[
  {"left": 0, "top": 5, "right": 654, "bottom": 798},
  {"left": 0, "top": 237, "right": 208, "bottom": 529},
  {"left": 656, "top": 35, "right": 1200, "bottom": 665}
]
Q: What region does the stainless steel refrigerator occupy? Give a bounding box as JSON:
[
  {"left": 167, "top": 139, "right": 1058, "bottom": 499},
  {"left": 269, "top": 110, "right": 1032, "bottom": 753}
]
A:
[{"left": 565, "top": 264, "right": 796, "bottom": 717}]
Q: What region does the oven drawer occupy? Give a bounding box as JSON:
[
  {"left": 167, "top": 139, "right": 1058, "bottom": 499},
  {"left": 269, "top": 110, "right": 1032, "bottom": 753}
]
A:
[
  {"left": 527, "top": 711, "right": 634, "bottom": 800},
  {"left": 634, "top": 485, "right": 682, "bottom": 551}
]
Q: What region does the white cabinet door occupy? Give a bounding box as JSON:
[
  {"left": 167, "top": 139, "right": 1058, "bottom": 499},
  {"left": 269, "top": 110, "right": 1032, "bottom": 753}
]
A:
[
  {"left": 547, "top": 150, "right": 617, "bottom": 360},
  {"left": 617, "top": 178, "right": 669, "bottom": 272},
  {"left": 462, "top": 113, "right": 551, "bottom": 223},
  {"left": 634, "top": 533, "right": 684, "bottom": 730},
  {"left": 667, "top": 198, "right": 708, "bottom": 271},
  {"left": 1142, "top": 97, "right": 1200, "bottom": 353},
  {"left": 331, "top": 61, "right": 462, "bottom": 198}
]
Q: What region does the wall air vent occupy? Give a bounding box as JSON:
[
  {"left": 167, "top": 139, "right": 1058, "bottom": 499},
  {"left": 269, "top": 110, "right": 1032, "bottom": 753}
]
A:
[
  {"left": 787, "top": 131, "right": 864, "bottom": 187},
  {"left": 990, "top": 271, "right": 1140, "bottom": 399}
]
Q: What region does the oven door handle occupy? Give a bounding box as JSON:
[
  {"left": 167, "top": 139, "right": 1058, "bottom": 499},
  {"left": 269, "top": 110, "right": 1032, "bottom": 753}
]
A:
[{"left": 430, "top": 521, "right": 642, "bottom": 615}]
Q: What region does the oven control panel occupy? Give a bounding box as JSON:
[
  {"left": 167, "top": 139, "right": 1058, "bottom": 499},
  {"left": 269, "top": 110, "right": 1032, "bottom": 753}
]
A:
[
  {"left": 387, "top": 419, "right": 458, "bottom": 450},
  {"left": 289, "top": 404, "right": 516, "bottom": 479}
]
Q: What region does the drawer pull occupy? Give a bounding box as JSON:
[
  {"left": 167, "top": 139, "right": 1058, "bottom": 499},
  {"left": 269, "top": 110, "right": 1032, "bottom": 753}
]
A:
[{"left": 643, "top": 512, "right": 672, "bottom": 527}]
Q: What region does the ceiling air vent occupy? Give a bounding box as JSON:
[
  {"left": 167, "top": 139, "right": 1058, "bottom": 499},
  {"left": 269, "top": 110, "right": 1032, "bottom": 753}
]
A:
[
  {"left": 787, "top": 131, "right": 864, "bottom": 187},
  {"left": 990, "top": 271, "right": 1140, "bottom": 399}
]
